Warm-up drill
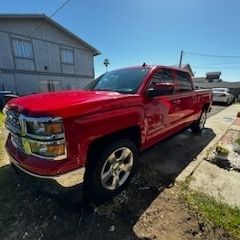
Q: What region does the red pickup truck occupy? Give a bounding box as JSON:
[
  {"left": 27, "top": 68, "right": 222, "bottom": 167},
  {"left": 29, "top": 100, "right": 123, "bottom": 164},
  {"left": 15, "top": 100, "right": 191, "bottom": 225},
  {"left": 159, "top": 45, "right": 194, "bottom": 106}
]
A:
[{"left": 4, "top": 65, "right": 212, "bottom": 201}]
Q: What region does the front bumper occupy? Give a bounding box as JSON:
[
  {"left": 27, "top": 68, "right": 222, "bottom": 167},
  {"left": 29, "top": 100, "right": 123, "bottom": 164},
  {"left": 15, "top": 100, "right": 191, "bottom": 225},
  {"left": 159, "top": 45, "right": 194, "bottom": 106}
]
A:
[
  {"left": 10, "top": 155, "right": 85, "bottom": 188},
  {"left": 11, "top": 164, "right": 85, "bottom": 204}
]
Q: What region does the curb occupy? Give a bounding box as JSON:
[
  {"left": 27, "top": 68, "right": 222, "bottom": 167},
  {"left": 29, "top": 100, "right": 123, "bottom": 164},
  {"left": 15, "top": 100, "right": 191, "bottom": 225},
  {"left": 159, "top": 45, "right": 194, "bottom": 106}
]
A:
[{"left": 176, "top": 104, "right": 239, "bottom": 183}]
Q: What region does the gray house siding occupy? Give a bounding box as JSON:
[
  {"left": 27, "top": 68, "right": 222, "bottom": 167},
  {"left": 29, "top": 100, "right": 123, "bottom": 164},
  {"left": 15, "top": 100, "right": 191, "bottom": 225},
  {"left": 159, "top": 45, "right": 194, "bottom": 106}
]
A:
[
  {"left": 33, "top": 40, "right": 61, "bottom": 73},
  {"left": 0, "top": 73, "right": 15, "bottom": 91},
  {"left": 0, "top": 15, "right": 100, "bottom": 95},
  {"left": 0, "top": 32, "right": 14, "bottom": 69},
  {"left": 0, "top": 18, "right": 90, "bottom": 50}
]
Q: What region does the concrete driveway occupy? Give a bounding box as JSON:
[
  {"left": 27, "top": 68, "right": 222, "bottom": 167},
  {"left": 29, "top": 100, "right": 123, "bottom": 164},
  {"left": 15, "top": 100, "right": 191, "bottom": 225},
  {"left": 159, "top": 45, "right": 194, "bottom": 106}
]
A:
[
  {"left": 139, "top": 128, "right": 215, "bottom": 185},
  {"left": 208, "top": 104, "right": 227, "bottom": 118}
]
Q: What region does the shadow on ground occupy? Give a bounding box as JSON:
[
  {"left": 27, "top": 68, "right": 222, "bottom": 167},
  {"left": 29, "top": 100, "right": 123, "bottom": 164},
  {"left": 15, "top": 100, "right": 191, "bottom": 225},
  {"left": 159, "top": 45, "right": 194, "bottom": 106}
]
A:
[{"left": 0, "top": 128, "right": 216, "bottom": 240}]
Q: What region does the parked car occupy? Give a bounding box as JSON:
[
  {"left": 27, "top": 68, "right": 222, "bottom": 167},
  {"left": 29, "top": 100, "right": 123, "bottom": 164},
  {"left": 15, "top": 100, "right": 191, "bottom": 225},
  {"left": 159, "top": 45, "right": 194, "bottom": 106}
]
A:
[
  {"left": 212, "top": 88, "right": 235, "bottom": 105},
  {"left": 4, "top": 65, "right": 212, "bottom": 201},
  {"left": 0, "top": 91, "right": 18, "bottom": 111}
]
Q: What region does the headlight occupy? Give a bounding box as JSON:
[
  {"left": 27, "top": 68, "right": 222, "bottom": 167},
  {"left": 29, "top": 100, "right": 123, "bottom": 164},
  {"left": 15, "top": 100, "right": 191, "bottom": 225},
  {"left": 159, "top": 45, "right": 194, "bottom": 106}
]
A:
[
  {"left": 28, "top": 140, "right": 66, "bottom": 159},
  {"left": 25, "top": 117, "right": 64, "bottom": 139},
  {"left": 22, "top": 116, "right": 66, "bottom": 160}
]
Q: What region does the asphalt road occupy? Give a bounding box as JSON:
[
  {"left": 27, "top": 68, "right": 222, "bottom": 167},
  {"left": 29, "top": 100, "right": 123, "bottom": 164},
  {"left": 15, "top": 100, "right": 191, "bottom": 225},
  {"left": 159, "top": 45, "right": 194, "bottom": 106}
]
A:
[{"left": 208, "top": 104, "right": 227, "bottom": 118}]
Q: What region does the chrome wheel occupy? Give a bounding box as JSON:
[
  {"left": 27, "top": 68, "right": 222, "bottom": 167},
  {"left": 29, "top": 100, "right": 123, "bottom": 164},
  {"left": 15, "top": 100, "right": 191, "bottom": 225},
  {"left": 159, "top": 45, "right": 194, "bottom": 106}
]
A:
[
  {"left": 100, "top": 147, "right": 133, "bottom": 190},
  {"left": 199, "top": 111, "right": 207, "bottom": 130}
]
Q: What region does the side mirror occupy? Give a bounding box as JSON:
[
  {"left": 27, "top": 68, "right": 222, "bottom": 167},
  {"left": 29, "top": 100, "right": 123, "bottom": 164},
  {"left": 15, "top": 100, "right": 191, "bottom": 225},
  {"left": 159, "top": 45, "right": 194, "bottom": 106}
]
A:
[{"left": 147, "top": 83, "right": 174, "bottom": 97}]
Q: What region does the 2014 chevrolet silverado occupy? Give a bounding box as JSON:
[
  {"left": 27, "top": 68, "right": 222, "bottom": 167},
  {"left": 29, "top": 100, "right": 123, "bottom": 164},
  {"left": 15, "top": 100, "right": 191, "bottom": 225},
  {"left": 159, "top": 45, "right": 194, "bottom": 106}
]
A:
[{"left": 4, "top": 65, "right": 212, "bottom": 201}]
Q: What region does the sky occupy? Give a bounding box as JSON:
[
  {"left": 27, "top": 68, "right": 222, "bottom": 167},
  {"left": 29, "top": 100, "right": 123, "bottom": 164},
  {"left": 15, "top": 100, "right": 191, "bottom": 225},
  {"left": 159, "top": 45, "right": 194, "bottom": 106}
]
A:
[{"left": 1, "top": 0, "right": 240, "bottom": 81}]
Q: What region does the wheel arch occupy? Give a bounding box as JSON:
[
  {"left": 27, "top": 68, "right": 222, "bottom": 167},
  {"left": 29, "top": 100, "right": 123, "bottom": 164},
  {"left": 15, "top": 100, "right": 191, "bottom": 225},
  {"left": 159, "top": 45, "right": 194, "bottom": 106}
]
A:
[
  {"left": 203, "top": 102, "right": 211, "bottom": 112},
  {"left": 85, "top": 126, "right": 141, "bottom": 177}
]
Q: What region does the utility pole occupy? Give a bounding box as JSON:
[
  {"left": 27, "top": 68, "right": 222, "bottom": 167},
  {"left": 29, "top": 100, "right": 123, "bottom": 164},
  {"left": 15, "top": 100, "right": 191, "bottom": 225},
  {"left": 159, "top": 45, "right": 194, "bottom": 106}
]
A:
[{"left": 179, "top": 50, "right": 184, "bottom": 68}]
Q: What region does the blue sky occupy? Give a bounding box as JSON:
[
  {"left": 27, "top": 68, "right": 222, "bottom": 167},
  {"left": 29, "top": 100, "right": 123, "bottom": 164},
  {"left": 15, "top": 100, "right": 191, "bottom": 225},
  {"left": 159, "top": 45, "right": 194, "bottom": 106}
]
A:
[{"left": 2, "top": 0, "right": 240, "bottom": 81}]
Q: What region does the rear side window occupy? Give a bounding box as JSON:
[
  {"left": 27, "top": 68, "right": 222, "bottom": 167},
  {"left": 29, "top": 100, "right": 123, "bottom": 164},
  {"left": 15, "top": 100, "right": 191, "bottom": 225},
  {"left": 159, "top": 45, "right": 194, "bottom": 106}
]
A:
[
  {"left": 176, "top": 71, "right": 192, "bottom": 92},
  {"left": 151, "top": 69, "right": 174, "bottom": 85}
]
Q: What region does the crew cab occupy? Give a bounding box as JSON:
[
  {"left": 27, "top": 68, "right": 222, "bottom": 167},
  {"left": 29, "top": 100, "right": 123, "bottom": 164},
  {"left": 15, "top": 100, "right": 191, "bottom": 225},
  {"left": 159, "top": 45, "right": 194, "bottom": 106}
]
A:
[{"left": 4, "top": 65, "right": 212, "bottom": 201}]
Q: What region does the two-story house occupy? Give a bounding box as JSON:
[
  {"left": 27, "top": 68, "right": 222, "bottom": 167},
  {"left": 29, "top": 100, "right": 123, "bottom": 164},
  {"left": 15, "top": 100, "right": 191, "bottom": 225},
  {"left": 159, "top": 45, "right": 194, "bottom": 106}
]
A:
[{"left": 0, "top": 14, "right": 100, "bottom": 95}]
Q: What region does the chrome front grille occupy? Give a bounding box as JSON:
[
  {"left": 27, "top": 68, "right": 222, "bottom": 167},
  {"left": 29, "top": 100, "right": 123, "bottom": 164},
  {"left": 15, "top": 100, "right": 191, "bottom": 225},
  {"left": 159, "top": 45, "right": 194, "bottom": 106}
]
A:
[
  {"left": 10, "top": 133, "right": 24, "bottom": 151},
  {"left": 5, "top": 109, "right": 25, "bottom": 152},
  {"left": 5, "top": 110, "right": 21, "bottom": 135}
]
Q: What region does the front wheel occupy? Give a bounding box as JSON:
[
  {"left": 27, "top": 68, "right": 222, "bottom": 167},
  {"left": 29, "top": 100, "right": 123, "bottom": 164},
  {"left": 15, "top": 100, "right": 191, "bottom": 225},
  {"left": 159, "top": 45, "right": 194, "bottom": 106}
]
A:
[
  {"left": 86, "top": 139, "right": 138, "bottom": 202},
  {"left": 226, "top": 98, "right": 231, "bottom": 106},
  {"left": 191, "top": 109, "right": 207, "bottom": 134}
]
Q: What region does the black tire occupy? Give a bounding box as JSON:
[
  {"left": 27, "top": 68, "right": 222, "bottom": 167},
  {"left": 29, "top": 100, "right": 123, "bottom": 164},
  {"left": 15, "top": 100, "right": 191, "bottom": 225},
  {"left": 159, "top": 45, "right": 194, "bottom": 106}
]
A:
[
  {"left": 226, "top": 98, "right": 231, "bottom": 106},
  {"left": 191, "top": 109, "right": 207, "bottom": 134},
  {"left": 86, "top": 139, "right": 138, "bottom": 202}
]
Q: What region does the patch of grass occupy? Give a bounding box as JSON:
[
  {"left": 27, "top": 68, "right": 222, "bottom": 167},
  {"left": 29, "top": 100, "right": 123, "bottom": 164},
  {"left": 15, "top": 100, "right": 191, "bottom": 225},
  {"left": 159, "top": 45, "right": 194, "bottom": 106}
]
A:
[
  {"left": 0, "top": 112, "right": 5, "bottom": 128},
  {"left": 183, "top": 187, "right": 240, "bottom": 239},
  {"left": 235, "top": 137, "right": 240, "bottom": 145}
]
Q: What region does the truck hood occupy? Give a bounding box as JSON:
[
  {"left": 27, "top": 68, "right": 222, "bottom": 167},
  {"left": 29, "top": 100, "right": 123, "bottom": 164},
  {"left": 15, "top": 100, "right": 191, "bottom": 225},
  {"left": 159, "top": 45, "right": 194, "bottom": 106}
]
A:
[{"left": 7, "top": 90, "right": 141, "bottom": 118}]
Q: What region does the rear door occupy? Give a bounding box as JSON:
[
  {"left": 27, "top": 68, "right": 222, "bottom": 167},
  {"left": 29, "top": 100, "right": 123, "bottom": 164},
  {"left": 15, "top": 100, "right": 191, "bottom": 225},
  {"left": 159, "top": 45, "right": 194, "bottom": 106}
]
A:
[{"left": 174, "top": 70, "right": 196, "bottom": 126}]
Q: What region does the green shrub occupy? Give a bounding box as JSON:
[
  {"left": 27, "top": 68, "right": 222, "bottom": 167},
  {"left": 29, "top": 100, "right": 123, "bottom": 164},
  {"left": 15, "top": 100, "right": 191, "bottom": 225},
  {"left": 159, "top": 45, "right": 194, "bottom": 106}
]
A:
[{"left": 215, "top": 144, "right": 229, "bottom": 156}]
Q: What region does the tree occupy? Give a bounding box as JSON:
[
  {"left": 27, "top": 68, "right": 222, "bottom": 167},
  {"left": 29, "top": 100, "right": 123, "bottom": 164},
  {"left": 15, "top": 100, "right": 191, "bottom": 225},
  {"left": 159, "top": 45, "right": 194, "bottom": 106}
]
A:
[{"left": 103, "top": 58, "right": 110, "bottom": 72}]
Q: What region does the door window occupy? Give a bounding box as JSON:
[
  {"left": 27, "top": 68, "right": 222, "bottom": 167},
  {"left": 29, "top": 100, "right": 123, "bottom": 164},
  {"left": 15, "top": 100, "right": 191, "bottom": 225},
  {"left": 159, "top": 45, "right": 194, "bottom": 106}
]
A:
[
  {"left": 176, "top": 71, "right": 192, "bottom": 92},
  {"left": 148, "top": 69, "right": 174, "bottom": 95},
  {"left": 150, "top": 69, "right": 174, "bottom": 85}
]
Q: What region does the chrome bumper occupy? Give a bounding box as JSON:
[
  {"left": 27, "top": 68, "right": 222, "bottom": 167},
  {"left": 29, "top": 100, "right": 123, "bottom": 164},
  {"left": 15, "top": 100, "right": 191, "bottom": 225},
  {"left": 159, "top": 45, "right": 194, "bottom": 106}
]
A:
[{"left": 10, "top": 157, "right": 85, "bottom": 188}]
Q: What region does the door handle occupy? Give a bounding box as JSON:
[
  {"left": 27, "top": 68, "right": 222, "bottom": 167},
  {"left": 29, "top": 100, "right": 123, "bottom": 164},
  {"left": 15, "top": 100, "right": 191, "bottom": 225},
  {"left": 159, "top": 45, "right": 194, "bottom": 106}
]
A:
[{"left": 172, "top": 99, "right": 181, "bottom": 104}]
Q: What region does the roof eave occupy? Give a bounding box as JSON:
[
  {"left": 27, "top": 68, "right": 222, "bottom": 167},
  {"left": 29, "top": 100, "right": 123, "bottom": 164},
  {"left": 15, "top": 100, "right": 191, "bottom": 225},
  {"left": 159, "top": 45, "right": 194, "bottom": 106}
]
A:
[{"left": 0, "top": 13, "right": 101, "bottom": 56}]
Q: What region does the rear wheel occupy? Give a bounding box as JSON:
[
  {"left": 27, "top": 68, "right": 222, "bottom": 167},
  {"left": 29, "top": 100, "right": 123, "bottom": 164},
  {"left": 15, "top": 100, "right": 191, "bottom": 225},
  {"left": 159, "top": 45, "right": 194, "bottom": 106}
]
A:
[
  {"left": 226, "top": 98, "right": 231, "bottom": 106},
  {"left": 191, "top": 109, "right": 207, "bottom": 134},
  {"left": 86, "top": 139, "right": 138, "bottom": 202}
]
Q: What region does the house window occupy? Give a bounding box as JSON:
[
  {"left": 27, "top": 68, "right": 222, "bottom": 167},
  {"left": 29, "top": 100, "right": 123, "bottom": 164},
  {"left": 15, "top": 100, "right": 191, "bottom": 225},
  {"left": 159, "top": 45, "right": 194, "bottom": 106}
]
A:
[
  {"left": 40, "top": 80, "right": 61, "bottom": 92},
  {"left": 60, "top": 48, "right": 74, "bottom": 64},
  {"left": 12, "top": 39, "right": 33, "bottom": 58}
]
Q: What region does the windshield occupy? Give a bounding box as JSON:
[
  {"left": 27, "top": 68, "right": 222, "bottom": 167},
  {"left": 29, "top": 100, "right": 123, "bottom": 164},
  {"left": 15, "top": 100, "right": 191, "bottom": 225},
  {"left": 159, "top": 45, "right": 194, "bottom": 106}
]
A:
[{"left": 85, "top": 68, "right": 149, "bottom": 93}]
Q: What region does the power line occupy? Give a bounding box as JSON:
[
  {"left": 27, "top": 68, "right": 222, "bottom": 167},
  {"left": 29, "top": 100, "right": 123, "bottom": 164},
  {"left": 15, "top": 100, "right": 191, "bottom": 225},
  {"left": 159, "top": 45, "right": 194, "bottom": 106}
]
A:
[
  {"left": 49, "top": 0, "right": 71, "bottom": 18},
  {"left": 184, "top": 51, "right": 240, "bottom": 59},
  {"left": 194, "top": 66, "right": 240, "bottom": 70},
  {"left": 28, "top": 0, "right": 71, "bottom": 37},
  {"left": 193, "top": 61, "right": 240, "bottom": 68}
]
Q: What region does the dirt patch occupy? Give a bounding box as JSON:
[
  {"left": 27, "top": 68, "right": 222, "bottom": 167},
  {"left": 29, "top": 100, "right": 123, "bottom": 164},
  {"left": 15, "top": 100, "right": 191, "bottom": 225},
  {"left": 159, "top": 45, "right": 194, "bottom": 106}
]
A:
[
  {"left": 0, "top": 126, "right": 233, "bottom": 240},
  {"left": 134, "top": 187, "right": 230, "bottom": 240},
  {"left": 0, "top": 159, "right": 232, "bottom": 240}
]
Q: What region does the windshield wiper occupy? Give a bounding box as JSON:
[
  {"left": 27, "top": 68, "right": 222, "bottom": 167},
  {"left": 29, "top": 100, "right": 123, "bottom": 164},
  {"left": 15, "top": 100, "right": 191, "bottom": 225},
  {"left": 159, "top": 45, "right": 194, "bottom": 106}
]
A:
[{"left": 93, "top": 88, "right": 112, "bottom": 91}]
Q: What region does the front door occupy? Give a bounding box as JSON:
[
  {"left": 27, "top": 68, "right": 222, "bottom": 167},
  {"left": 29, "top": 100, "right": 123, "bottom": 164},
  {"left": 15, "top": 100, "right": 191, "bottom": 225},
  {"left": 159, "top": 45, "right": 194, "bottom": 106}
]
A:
[{"left": 144, "top": 68, "right": 182, "bottom": 147}]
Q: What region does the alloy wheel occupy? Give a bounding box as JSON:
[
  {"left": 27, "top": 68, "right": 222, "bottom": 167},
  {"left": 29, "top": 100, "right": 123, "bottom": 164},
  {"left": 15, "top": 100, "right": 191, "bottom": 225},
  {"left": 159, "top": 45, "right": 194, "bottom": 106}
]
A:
[{"left": 100, "top": 147, "right": 133, "bottom": 190}]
